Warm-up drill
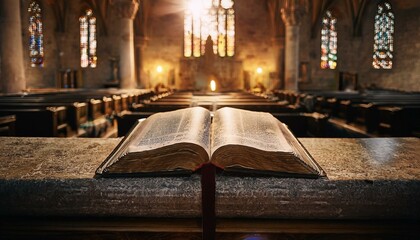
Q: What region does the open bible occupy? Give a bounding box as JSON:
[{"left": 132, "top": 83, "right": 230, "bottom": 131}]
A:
[{"left": 95, "top": 107, "right": 325, "bottom": 178}]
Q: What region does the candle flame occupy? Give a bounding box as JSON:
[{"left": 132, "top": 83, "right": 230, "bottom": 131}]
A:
[{"left": 210, "top": 80, "right": 216, "bottom": 92}]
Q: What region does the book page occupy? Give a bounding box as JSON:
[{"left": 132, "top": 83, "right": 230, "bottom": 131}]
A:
[
  {"left": 128, "top": 107, "right": 211, "bottom": 156},
  {"left": 211, "top": 107, "right": 293, "bottom": 155}
]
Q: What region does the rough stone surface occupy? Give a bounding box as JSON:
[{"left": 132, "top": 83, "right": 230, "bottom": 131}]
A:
[
  {"left": 0, "top": 137, "right": 202, "bottom": 217},
  {"left": 0, "top": 137, "right": 118, "bottom": 179},
  {"left": 0, "top": 137, "right": 419, "bottom": 219},
  {"left": 300, "top": 138, "right": 420, "bottom": 181},
  {"left": 216, "top": 138, "right": 420, "bottom": 219}
]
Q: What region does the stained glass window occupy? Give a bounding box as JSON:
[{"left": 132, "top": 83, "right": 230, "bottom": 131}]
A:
[
  {"left": 373, "top": 1, "right": 394, "bottom": 69},
  {"left": 28, "top": 0, "right": 44, "bottom": 67},
  {"left": 80, "top": 9, "right": 97, "bottom": 68},
  {"left": 184, "top": 0, "right": 235, "bottom": 57},
  {"left": 320, "top": 10, "right": 337, "bottom": 69}
]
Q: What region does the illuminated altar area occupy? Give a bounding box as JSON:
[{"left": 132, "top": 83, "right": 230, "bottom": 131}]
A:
[
  {"left": 179, "top": 56, "right": 243, "bottom": 91},
  {"left": 177, "top": 0, "right": 243, "bottom": 92}
]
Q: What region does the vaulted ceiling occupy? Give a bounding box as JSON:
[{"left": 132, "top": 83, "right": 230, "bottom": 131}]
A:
[{"left": 310, "top": 0, "right": 368, "bottom": 37}]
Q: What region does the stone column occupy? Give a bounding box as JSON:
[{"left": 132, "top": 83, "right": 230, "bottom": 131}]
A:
[
  {"left": 281, "top": 2, "right": 304, "bottom": 91},
  {"left": 0, "top": 0, "right": 26, "bottom": 93},
  {"left": 272, "top": 37, "right": 285, "bottom": 89},
  {"left": 113, "top": 0, "right": 139, "bottom": 89},
  {"left": 135, "top": 36, "right": 148, "bottom": 88}
]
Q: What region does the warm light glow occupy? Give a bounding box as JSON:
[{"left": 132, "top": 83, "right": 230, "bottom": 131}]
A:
[
  {"left": 256, "top": 67, "right": 263, "bottom": 74},
  {"left": 221, "top": 0, "right": 234, "bottom": 9},
  {"left": 156, "top": 65, "right": 163, "bottom": 73},
  {"left": 80, "top": 9, "right": 96, "bottom": 68},
  {"left": 187, "top": 0, "right": 204, "bottom": 16},
  {"left": 210, "top": 80, "right": 216, "bottom": 91},
  {"left": 184, "top": 0, "right": 235, "bottom": 57}
]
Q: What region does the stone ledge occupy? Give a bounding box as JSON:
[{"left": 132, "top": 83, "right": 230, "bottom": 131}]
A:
[{"left": 0, "top": 137, "right": 419, "bottom": 219}]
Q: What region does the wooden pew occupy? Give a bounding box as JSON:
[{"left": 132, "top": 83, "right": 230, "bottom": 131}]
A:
[
  {"left": 0, "top": 93, "right": 110, "bottom": 137},
  {"left": 280, "top": 89, "right": 419, "bottom": 137},
  {"left": 0, "top": 102, "right": 87, "bottom": 135},
  {"left": 115, "top": 111, "right": 156, "bottom": 137},
  {"left": 0, "top": 89, "right": 157, "bottom": 138},
  {"left": 366, "top": 104, "right": 420, "bottom": 136},
  {"left": 332, "top": 91, "right": 420, "bottom": 136},
  {"left": 66, "top": 89, "right": 147, "bottom": 114},
  {"left": 0, "top": 94, "right": 104, "bottom": 122},
  {"left": 116, "top": 111, "right": 329, "bottom": 138},
  {"left": 0, "top": 115, "right": 16, "bottom": 136},
  {"left": 308, "top": 91, "right": 362, "bottom": 116},
  {"left": 132, "top": 102, "right": 192, "bottom": 112},
  {"left": 214, "top": 102, "right": 294, "bottom": 113},
  {"left": 271, "top": 112, "right": 328, "bottom": 137},
  {"left": 0, "top": 107, "right": 68, "bottom": 137},
  {"left": 132, "top": 91, "right": 302, "bottom": 114}
]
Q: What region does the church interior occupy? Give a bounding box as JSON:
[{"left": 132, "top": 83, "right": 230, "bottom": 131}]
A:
[{"left": 0, "top": 0, "right": 419, "bottom": 239}]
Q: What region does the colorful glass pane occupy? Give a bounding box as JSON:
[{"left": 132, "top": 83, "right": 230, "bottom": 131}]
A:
[
  {"left": 320, "top": 11, "right": 337, "bottom": 69},
  {"left": 28, "top": 0, "right": 44, "bottom": 67},
  {"left": 183, "top": 0, "right": 235, "bottom": 57},
  {"left": 80, "top": 9, "right": 97, "bottom": 68},
  {"left": 373, "top": 1, "right": 394, "bottom": 69}
]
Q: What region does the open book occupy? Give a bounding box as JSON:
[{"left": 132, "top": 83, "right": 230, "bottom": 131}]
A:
[{"left": 95, "top": 107, "right": 325, "bottom": 178}]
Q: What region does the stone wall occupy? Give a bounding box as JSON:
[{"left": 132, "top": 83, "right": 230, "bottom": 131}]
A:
[
  {"left": 358, "top": 2, "right": 420, "bottom": 92},
  {"left": 234, "top": 0, "right": 278, "bottom": 90},
  {"left": 299, "top": 0, "right": 420, "bottom": 92},
  {"left": 142, "top": 1, "right": 184, "bottom": 89},
  {"left": 19, "top": 0, "right": 120, "bottom": 89}
]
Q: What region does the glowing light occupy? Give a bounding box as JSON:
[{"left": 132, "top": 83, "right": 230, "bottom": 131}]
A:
[
  {"left": 210, "top": 80, "right": 216, "bottom": 91},
  {"left": 221, "top": 0, "right": 234, "bottom": 9},
  {"left": 187, "top": 0, "right": 204, "bottom": 16},
  {"left": 156, "top": 65, "right": 163, "bottom": 73},
  {"left": 80, "top": 9, "right": 96, "bottom": 68},
  {"left": 184, "top": 0, "right": 235, "bottom": 57},
  {"left": 256, "top": 67, "right": 263, "bottom": 74}
]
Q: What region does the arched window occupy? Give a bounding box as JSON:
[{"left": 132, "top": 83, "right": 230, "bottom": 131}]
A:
[
  {"left": 79, "top": 9, "right": 97, "bottom": 68},
  {"left": 320, "top": 10, "right": 337, "bottom": 69},
  {"left": 28, "top": 0, "right": 44, "bottom": 67},
  {"left": 184, "top": 0, "right": 235, "bottom": 57},
  {"left": 373, "top": 1, "right": 394, "bottom": 69}
]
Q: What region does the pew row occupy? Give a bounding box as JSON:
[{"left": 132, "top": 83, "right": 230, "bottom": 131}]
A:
[
  {"left": 0, "top": 107, "right": 68, "bottom": 137},
  {"left": 275, "top": 89, "right": 420, "bottom": 137}
]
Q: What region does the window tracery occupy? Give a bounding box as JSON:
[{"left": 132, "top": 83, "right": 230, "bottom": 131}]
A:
[
  {"left": 184, "top": 0, "right": 235, "bottom": 57},
  {"left": 373, "top": 1, "right": 394, "bottom": 69},
  {"left": 80, "top": 9, "right": 97, "bottom": 68},
  {"left": 320, "top": 10, "right": 337, "bottom": 70},
  {"left": 28, "top": 0, "right": 44, "bottom": 67}
]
